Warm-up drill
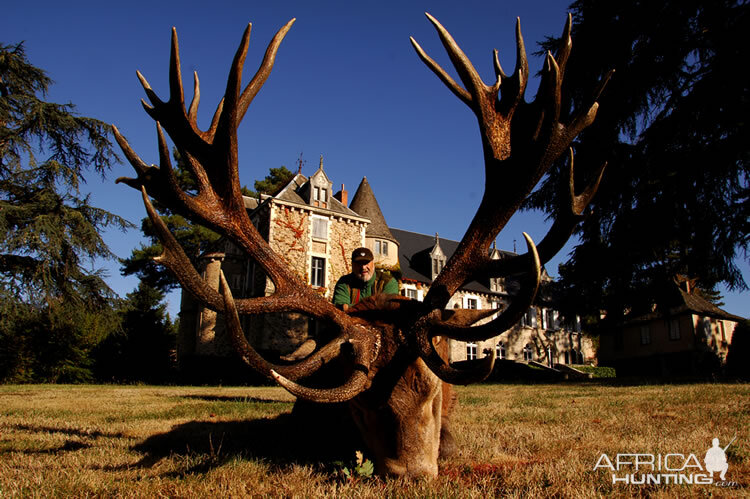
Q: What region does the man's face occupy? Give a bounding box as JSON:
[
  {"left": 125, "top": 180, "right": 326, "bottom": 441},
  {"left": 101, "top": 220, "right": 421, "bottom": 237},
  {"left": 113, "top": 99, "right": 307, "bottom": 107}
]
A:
[{"left": 352, "top": 259, "right": 374, "bottom": 282}]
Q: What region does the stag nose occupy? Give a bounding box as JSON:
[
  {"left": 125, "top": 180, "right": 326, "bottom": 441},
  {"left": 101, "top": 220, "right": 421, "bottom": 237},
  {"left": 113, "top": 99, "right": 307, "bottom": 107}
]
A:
[{"left": 382, "top": 458, "right": 438, "bottom": 478}]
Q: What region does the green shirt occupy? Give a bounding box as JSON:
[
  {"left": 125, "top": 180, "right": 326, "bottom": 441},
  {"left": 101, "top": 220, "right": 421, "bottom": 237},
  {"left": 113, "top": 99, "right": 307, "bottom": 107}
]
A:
[{"left": 332, "top": 271, "right": 399, "bottom": 307}]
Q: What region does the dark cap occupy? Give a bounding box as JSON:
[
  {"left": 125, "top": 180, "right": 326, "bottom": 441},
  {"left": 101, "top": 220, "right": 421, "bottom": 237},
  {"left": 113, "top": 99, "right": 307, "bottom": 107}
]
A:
[{"left": 351, "top": 247, "right": 374, "bottom": 263}]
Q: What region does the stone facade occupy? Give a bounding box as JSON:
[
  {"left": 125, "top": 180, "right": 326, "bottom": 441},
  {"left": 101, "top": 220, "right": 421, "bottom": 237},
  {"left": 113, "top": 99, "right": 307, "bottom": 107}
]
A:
[
  {"left": 390, "top": 227, "right": 596, "bottom": 367},
  {"left": 178, "top": 164, "right": 369, "bottom": 361},
  {"left": 598, "top": 282, "right": 743, "bottom": 376},
  {"left": 447, "top": 304, "right": 593, "bottom": 366}
]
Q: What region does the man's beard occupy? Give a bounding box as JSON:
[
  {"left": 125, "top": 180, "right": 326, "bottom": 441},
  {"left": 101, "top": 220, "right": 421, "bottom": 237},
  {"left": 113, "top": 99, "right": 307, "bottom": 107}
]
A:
[{"left": 356, "top": 270, "right": 372, "bottom": 282}]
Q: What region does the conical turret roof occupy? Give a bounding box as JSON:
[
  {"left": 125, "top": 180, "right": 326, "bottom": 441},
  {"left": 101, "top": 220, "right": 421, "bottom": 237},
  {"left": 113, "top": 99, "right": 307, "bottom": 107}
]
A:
[{"left": 349, "top": 177, "right": 397, "bottom": 242}]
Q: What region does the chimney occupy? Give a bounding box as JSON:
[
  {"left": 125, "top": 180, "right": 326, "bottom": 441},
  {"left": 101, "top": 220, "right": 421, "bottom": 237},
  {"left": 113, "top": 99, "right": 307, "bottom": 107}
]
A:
[{"left": 335, "top": 183, "right": 348, "bottom": 206}]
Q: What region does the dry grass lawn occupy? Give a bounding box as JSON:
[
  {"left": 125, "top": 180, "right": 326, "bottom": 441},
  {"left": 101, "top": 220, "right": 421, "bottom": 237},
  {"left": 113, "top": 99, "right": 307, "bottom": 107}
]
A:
[{"left": 0, "top": 382, "right": 748, "bottom": 497}]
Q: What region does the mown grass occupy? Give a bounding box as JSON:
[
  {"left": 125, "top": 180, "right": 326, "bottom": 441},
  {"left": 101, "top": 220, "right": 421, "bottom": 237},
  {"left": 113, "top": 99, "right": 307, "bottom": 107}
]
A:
[{"left": 0, "top": 382, "right": 747, "bottom": 497}]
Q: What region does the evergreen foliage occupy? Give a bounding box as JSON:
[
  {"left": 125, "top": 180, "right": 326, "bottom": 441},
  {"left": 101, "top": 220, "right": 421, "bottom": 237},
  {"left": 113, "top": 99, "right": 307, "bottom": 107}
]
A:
[
  {"left": 249, "top": 165, "right": 295, "bottom": 197},
  {"left": 120, "top": 149, "right": 222, "bottom": 292},
  {"left": 526, "top": 0, "right": 749, "bottom": 322},
  {"left": 94, "top": 283, "right": 176, "bottom": 383},
  {"left": 122, "top": 159, "right": 293, "bottom": 292},
  {"left": 0, "top": 42, "right": 130, "bottom": 382}
]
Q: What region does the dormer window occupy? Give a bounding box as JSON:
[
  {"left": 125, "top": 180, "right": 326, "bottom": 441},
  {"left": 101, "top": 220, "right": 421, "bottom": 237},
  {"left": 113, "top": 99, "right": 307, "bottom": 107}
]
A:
[
  {"left": 430, "top": 233, "right": 446, "bottom": 280},
  {"left": 308, "top": 156, "right": 333, "bottom": 209},
  {"left": 313, "top": 186, "right": 328, "bottom": 208},
  {"left": 432, "top": 257, "right": 445, "bottom": 277}
]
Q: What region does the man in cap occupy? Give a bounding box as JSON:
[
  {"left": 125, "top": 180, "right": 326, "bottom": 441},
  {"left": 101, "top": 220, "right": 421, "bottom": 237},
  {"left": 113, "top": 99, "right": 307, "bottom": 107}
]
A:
[
  {"left": 332, "top": 247, "right": 398, "bottom": 310},
  {"left": 282, "top": 247, "right": 398, "bottom": 362}
]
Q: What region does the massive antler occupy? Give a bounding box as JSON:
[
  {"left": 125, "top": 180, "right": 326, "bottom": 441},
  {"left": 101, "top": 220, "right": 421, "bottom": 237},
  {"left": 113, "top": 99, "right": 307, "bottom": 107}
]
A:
[
  {"left": 408, "top": 13, "right": 610, "bottom": 381},
  {"left": 113, "top": 21, "right": 382, "bottom": 402},
  {"left": 114, "top": 14, "right": 607, "bottom": 404}
]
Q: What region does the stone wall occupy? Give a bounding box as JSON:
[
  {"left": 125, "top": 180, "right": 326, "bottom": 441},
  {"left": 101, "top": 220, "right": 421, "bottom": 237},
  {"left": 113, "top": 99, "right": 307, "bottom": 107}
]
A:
[
  {"left": 269, "top": 204, "right": 310, "bottom": 281},
  {"left": 328, "top": 217, "right": 366, "bottom": 295},
  {"left": 231, "top": 202, "right": 368, "bottom": 353},
  {"left": 365, "top": 238, "right": 400, "bottom": 269},
  {"left": 448, "top": 321, "right": 596, "bottom": 366}
]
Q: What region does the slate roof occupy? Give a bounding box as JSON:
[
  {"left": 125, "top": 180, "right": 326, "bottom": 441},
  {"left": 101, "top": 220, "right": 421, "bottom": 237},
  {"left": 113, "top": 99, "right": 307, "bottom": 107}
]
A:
[
  {"left": 256, "top": 173, "right": 362, "bottom": 219},
  {"left": 349, "top": 177, "right": 397, "bottom": 242},
  {"left": 623, "top": 284, "right": 746, "bottom": 324},
  {"left": 243, "top": 196, "right": 259, "bottom": 211},
  {"left": 389, "top": 227, "right": 515, "bottom": 296}
]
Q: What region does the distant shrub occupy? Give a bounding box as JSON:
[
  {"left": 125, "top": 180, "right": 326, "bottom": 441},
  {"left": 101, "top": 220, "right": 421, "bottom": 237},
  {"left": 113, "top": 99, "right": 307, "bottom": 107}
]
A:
[{"left": 573, "top": 365, "right": 616, "bottom": 378}]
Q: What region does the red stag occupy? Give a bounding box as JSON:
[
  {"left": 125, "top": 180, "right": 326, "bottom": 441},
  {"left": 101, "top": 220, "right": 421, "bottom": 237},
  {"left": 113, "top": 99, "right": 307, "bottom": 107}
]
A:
[{"left": 113, "top": 13, "right": 608, "bottom": 477}]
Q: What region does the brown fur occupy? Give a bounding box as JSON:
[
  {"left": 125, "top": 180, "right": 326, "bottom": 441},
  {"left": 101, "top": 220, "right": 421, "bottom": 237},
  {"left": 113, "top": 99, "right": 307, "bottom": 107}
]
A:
[{"left": 292, "top": 295, "right": 459, "bottom": 477}]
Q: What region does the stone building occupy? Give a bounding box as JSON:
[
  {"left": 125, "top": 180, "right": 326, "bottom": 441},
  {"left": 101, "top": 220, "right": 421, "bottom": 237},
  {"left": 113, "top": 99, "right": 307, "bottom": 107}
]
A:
[
  {"left": 598, "top": 279, "right": 744, "bottom": 376},
  {"left": 390, "top": 228, "right": 594, "bottom": 367},
  {"left": 177, "top": 162, "right": 593, "bottom": 372}
]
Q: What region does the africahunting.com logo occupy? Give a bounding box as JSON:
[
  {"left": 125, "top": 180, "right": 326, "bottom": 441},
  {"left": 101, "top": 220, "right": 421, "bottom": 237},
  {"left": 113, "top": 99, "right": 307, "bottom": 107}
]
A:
[{"left": 594, "top": 436, "right": 739, "bottom": 487}]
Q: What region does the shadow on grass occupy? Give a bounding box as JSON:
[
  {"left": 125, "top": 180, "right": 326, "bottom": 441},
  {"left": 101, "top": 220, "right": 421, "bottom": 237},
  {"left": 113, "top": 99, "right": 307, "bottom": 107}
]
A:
[
  {"left": 178, "top": 394, "right": 290, "bottom": 404},
  {"left": 3, "top": 423, "right": 131, "bottom": 440},
  {"left": 0, "top": 423, "right": 124, "bottom": 457},
  {"left": 26, "top": 440, "right": 93, "bottom": 454},
  {"left": 130, "top": 404, "right": 363, "bottom": 477}
]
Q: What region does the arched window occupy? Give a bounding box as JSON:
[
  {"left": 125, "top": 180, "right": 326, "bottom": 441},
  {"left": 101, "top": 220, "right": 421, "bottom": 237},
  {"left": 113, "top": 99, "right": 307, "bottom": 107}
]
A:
[
  {"left": 571, "top": 350, "right": 583, "bottom": 365},
  {"left": 495, "top": 341, "right": 505, "bottom": 359},
  {"left": 523, "top": 344, "right": 533, "bottom": 361}
]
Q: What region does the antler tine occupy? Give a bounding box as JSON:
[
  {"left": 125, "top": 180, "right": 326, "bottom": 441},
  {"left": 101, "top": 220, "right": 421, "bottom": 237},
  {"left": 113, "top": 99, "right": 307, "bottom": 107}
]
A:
[
  {"left": 571, "top": 156, "right": 607, "bottom": 216},
  {"left": 112, "top": 125, "right": 153, "bottom": 179},
  {"left": 238, "top": 18, "right": 296, "bottom": 122},
  {"left": 415, "top": 333, "right": 497, "bottom": 385},
  {"left": 188, "top": 71, "right": 200, "bottom": 122},
  {"left": 423, "top": 13, "right": 490, "bottom": 108},
  {"left": 536, "top": 51, "right": 562, "bottom": 124},
  {"left": 168, "top": 27, "right": 186, "bottom": 109},
  {"left": 143, "top": 184, "right": 225, "bottom": 309},
  {"left": 155, "top": 123, "right": 202, "bottom": 202},
  {"left": 209, "top": 20, "right": 295, "bottom": 205},
  {"left": 555, "top": 13, "right": 573, "bottom": 76},
  {"left": 566, "top": 70, "right": 613, "bottom": 143},
  {"left": 270, "top": 367, "right": 370, "bottom": 403},
  {"left": 220, "top": 272, "right": 379, "bottom": 381},
  {"left": 410, "top": 36, "right": 472, "bottom": 106},
  {"left": 136, "top": 71, "right": 164, "bottom": 114},
  {"left": 497, "top": 18, "right": 529, "bottom": 115},
  {"left": 414, "top": 15, "right": 609, "bottom": 313},
  {"left": 513, "top": 17, "right": 529, "bottom": 97},
  {"left": 216, "top": 23, "right": 251, "bottom": 138},
  {"left": 410, "top": 234, "right": 539, "bottom": 384},
  {"left": 118, "top": 23, "right": 307, "bottom": 291},
  {"left": 420, "top": 233, "right": 541, "bottom": 344},
  {"left": 493, "top": 49, "right": 507, "bottom": 81},
  {"left": 206, "top": 97, "right": 225, "bottom": 139},
  {"left": 483, "top": 150, "right": 606, "bottom": 278}
]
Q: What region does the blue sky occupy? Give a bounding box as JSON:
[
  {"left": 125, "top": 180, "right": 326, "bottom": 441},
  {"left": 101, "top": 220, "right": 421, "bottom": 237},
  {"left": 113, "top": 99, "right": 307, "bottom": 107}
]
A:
[{"left": 4, "top": 0, "right": 747, "bottom": 318}]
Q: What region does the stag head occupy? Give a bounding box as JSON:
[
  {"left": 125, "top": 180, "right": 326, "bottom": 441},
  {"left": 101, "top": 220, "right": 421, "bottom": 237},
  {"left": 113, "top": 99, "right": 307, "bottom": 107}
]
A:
[{"left": 114, "top": 14, "right": 608, "bottom": 477}]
